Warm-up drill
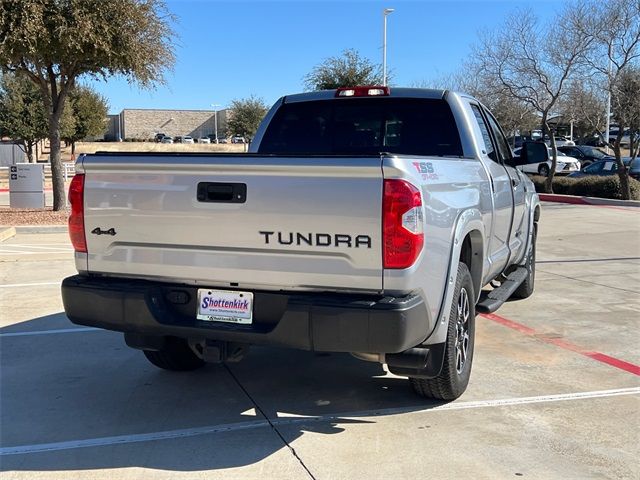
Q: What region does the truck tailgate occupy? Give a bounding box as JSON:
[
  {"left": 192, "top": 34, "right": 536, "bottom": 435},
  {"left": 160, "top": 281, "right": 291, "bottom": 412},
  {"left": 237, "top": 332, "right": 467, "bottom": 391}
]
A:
[{"left": 81, "top": 154, "right": 383, "bottom": 292}]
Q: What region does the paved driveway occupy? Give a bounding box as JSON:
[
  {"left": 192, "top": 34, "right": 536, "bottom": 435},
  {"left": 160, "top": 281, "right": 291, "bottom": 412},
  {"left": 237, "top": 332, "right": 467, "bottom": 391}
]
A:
[{"left": 1, "top": 202, "right": 639, "bottom": 479}]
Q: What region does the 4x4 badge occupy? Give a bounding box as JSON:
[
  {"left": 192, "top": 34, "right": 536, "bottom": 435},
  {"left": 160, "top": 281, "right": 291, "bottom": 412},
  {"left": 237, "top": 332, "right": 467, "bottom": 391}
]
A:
[{"left": 91, "top": 227, "right": 117, "bottom": 236}]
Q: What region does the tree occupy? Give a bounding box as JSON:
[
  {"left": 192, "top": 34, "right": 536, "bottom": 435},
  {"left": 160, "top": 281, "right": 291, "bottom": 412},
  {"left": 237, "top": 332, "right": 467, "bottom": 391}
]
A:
[
  {"left": 472, "top": 6, "right": 593, "bottom": 192},
  {"left": 304, "top": 49, "right": 384, "bottom": 91},
  {"left": 0, "top": 0, "right": 175, "bottom": 210},
  {"left": 63, "top": 87, "right": 108, "bottom": 156},
  {"left": 576, "top": 0, "right": 640, "bottom": 199},
  {"left": 226, "top": 96, "right": 269, "bottom": 142},
  {"left": 611, "top": 67, "right": 640, "bottom": 161},
  {"left": 0, "top": 72, "right": 48, "bottom": 162}
]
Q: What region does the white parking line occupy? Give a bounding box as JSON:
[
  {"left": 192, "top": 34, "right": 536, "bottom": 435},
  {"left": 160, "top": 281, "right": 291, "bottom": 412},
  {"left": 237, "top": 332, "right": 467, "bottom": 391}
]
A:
[
  {"left": 0, "top": 327, "right": 99, "bottom": 337},
  {"left": 0, "top": 250, "right": 72, "bottom": 255},
  {"left": 1, "top": 244, "right": 72, "bottom": 250},
  {"left": 1, "top": 387, "right": 637, "bottom": 455},
  {"left": 0, "top": 282, "right": 60, "bottom": 289}
]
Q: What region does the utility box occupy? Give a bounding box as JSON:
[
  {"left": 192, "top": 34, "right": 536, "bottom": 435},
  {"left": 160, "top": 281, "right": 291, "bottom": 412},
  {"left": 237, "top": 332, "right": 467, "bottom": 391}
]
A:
[{"left": 9, "top": 163, "right": 45, "bottom": 209}]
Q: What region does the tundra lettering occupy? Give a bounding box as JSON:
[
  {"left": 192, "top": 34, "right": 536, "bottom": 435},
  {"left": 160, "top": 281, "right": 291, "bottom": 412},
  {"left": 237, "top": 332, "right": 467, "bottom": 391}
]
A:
[{"left": 259, "top": 231, "right": 372, "bottom": 248}]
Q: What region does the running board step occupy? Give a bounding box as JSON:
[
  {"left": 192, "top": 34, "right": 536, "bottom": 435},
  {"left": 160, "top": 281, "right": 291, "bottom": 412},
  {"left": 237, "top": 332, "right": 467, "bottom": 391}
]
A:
[{"left": 476, "top": 267, "right": 529, "bottom": 314}]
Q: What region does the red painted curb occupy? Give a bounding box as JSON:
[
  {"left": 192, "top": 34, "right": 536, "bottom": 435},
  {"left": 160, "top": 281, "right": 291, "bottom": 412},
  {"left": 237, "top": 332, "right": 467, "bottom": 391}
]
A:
[
  {"left": 538, "top": 193, "right": 588, "bottom": 205},
  {"left": 539, "top": 193, "right": 640, "bottom": 209},
  {"left": 481, "top": 313, "right": 640, "bottom": 376}
]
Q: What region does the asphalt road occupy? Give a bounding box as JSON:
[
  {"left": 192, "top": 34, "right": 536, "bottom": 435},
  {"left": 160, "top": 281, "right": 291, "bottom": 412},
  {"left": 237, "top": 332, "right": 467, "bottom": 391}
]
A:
[{"left": 1, "top": 202, "right": 639, "bottom": 479}]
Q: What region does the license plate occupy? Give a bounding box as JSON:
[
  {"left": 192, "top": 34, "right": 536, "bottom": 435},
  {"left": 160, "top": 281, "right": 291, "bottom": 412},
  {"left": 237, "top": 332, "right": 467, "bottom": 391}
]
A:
[{"left": 196, "top": 289, "right": 253, "bottom": 324}]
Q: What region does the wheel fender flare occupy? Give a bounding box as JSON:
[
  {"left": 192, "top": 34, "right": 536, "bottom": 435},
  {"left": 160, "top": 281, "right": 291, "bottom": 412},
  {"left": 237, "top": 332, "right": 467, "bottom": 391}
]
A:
[{"left": 424, "top": 209, "right": 484, "bottom": 346}]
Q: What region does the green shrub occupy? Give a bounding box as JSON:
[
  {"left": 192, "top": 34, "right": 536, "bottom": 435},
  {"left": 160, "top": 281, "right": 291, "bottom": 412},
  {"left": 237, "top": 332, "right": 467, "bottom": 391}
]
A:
[{"left": 528, "top": 174, "right": 640, "bottom": 200}]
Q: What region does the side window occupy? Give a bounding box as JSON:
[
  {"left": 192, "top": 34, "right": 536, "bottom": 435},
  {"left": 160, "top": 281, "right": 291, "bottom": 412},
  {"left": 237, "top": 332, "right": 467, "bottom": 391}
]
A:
[
  {"left": 485, "top": 111, "right": 513, "bottom": 162},
  {"left": 470, "top": 104, "right": 497, "bottom": 163}
]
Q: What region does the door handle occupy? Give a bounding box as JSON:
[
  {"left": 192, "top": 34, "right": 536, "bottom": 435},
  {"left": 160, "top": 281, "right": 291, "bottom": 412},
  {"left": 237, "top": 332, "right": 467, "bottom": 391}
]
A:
[{"left": 511, "top": 178, "right": 520, "bottom": 188}]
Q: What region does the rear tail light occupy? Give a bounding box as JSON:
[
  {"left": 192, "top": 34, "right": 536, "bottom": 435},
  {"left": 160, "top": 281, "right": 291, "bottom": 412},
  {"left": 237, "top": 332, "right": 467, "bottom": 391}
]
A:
[
  {"left": 68, "top": 174, "right": 87, "bottom": 253},
  {"left": 336, "top": 86, "right": 390, "bottom": 97},
  {"left": 383, "top": 179, "right": 424, "bottom": 269}
]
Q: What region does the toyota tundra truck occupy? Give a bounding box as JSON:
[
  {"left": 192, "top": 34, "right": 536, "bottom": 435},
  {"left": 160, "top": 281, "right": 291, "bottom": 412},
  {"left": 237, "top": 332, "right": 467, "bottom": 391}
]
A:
[{"left": 62, "top": 87, "right": 541, "bottom": 400}]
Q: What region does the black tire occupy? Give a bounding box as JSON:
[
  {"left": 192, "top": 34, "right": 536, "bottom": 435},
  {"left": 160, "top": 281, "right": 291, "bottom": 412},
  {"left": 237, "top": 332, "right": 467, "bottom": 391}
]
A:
[
  {"left": 538, "top": 164, "right": 550, "bottom": 176},
  {"left": 410, "top": 262, "right": 475, "bottom": 401},
  {"left": 512, "top": 224, "right": 537, "bottom": 299},
  {"left": 143, "top": 337, "right": 205, "bottom": 371}
]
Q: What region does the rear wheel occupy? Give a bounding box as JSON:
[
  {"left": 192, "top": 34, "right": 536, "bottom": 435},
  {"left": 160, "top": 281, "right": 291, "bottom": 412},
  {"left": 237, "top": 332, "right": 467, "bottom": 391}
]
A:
[
  {"left": 410, "top": 262, "right": 475, "bottom": 400},
  {"left": 538, "top": 164, "right": 550, "bottom": 176},
  {"left": 143, "top": 337, "right": 205, "bottom": 371}
]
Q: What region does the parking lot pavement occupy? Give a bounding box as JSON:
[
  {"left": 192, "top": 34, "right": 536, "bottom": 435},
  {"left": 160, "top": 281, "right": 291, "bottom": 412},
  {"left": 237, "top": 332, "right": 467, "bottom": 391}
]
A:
[{"left": 1, "top": 202, "right": 639, "bottom": 479}]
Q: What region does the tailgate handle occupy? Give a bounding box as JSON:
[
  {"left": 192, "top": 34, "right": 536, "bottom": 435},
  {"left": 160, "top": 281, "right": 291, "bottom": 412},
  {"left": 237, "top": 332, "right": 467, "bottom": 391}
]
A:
[{"left": 197, "top": 182, "right": 246, "bottom": 203}]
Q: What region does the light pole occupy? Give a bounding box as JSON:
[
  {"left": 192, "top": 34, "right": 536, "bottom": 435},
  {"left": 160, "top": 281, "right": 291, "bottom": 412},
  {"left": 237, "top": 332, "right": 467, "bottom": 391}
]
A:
[
  {"left": 211, "top": 104, "right": 221, "bottom": 143},
  {"left": 382, "top": 8, "right": 394, "bottom": 87}
]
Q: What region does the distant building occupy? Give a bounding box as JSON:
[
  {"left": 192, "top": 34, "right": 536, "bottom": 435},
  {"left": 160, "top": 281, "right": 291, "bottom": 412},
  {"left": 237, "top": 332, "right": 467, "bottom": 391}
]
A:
[{"left": 104, "top": 108, "right": 230, "bottom": 141}]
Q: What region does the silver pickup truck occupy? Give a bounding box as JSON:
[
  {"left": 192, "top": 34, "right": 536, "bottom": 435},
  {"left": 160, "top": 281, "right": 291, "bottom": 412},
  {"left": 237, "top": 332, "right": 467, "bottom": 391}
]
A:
[{"left": 62, "top": 87, "right": 541, "bottom": 400}]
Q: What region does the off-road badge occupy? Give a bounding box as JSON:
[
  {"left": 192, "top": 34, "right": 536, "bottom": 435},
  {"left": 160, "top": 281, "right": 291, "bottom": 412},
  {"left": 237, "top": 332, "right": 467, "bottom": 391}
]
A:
[{"left": 413, "top": 161, "right": 439, "bottom": 180}]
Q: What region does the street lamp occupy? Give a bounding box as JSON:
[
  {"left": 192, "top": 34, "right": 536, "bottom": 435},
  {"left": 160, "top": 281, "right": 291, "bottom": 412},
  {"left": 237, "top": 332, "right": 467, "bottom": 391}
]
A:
[
  {"left": 382, "top": 8, "right": 394, "bottom": 87},
  {"left": 211, "top": 104, "right": 221, "bottom": 143}
]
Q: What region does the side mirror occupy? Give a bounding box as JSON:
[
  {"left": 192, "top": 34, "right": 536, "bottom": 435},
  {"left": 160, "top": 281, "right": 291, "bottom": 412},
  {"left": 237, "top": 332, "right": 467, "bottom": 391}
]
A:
[{"left": 509, "top": 141, "right": 549, "bottom": 166}]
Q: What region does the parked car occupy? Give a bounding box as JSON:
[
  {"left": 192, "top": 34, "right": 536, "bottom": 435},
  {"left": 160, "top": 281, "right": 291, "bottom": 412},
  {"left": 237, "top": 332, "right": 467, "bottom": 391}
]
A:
[
  {"left": 174, "top": 136, "right": 195, "bottom": 144},
  {"left": 197, "top": 137, "right": 211, "bottom": 144},
  {"left": 160, "top": 136, "right": 173, "bottom": 144},
  {"left": 231, "top": 135, "right": 245, "bottom": 144},
  {"left": 608, "top": 129, "right": 635, "bottom": 147},
  {"left": 557, "top": 145, "right": 613, "bottom": 168},
  {"left": 62, "top": 87, "right": 541, "bottom": 401},
  {"left": 154, "top": 133, "right": 167, "bottom": 143},
  {"left": 544, "top": 136, "right": 575, "bottom": 147},
  {"left": 206, "top": 134, "right": 219, "bottom": 143},
  {"left": 507, "top": 135, "right": 534, "bottom": 149},
  {"left": 568, "top": 158, "right": 640, "bottom": 180},
  {"left": 513, "top": 146, "right": 581, "bottom": 176}
]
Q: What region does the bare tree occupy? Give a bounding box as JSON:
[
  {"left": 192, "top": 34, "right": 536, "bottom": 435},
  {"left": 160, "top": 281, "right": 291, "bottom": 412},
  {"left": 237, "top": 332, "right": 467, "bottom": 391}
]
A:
[
  {"left": 575, "top": 0, "right": 640, "bottom": 199},
  {"left": 416, "top": 70, "right": 539, "bottom": 141},
  {"left": 556, "top": 80, "right": 607, "bottom": 142},
  {"left": 472, "top": 6, "right": 594, "bottom": 192}
]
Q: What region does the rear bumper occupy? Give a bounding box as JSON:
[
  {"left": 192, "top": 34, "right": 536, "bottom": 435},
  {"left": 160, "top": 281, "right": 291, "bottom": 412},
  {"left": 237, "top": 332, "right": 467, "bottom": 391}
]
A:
[{"left": 61, "top": 275, "right": 430, "bottom": 354}]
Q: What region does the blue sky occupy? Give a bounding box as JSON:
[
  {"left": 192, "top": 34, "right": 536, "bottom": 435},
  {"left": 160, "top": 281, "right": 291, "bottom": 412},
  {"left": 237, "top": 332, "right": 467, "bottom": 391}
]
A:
[{"left": 86, "top": 0, "right": 568, "bottom": 114}]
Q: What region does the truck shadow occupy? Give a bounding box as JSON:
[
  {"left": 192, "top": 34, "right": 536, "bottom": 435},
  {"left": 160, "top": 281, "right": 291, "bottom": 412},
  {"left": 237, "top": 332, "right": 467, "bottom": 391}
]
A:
[{"left": 1, "top": 313, "right": 446, "bottom": 473}]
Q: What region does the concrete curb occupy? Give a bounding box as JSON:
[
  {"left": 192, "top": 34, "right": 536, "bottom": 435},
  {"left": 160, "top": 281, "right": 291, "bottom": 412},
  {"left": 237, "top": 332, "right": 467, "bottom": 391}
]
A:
[
  {"left": 0, "top": 226, "right": 17, "bottom": 242},
  {"left": 14, "top": 225, "right": 67, "bottom": 234},
  {"left": 539, "top": 193, "right": 640, "bottom": 208}
]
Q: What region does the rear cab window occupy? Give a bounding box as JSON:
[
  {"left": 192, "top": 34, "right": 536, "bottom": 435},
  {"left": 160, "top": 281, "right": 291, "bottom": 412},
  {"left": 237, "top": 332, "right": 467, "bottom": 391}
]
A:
[{"left": 257, "top": 98, "right": 463, "bottom": 157}]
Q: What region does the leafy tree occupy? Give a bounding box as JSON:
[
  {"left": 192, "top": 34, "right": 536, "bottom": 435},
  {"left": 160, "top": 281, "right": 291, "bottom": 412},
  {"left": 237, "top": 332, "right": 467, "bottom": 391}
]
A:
[
  {"left": 472, "top": 6, "right": 594, "bottom": 192},
  {"left": 0, "top": 0, "right": 176, "bottom": 210},
  {"left": 63, "top": 87, "right": 108, "bottom": 155},
  {"left": 304, "top": 49, "right": 384, "bottom": 91},
  {"left": 226, "top": 96, "right": 269, "bottom": 142},
  {"left": 0, "top": 72, "right": 48, "bottom": 162}
]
